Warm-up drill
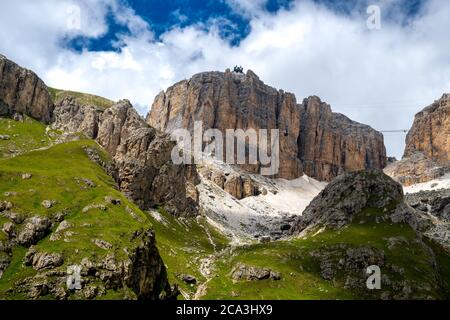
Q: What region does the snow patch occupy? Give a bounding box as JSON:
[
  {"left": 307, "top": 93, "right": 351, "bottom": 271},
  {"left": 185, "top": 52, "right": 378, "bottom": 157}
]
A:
[
  {"left": 197, "top": 158, "right": 326, "bottom": 240},
  {"left": 404, "top": 173, "right": 450, "bottom": 194}
]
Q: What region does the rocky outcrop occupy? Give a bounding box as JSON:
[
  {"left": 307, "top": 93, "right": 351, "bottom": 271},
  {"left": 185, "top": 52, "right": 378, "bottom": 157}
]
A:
[
  {"left": 0, "top": 55, "right": 53, "bottom": 123},
  {"left": 198, "top": 165, "right": 263, "bottom": 200},
  {"left": 384, "top": 152, "right": 449, "bottom": 186},
  {"left": 290, "top": 170, "right": 432, "bottom": 235},
  {"left": 230, "top": 263, "right": 281, "bottom": 281},
  {"left": 291, "top": 170, "right": 403, "bottom": 233},
  {"left": 53, "top": 97, "right": 102, "bottom": 138},
  {"left": 9, "top": 229, "right": 175, "bottom": 300},
  {"left": 0, "top": 55, "right": 177, "bottom": 300},
  {"left": 386, "top": 94, "right": 450, "bottom": 185},
  {"left": 52, "top": 97, "right": 199, "bottom": 216},
  {"left": 405, "top": 189, "right": 450, "bottom": 221},
  {"left": 17, "top": 216, "right": 52, "bottom": 247},
  {"left": 147, "top": 70, "right": 386, "bottom": 181}
]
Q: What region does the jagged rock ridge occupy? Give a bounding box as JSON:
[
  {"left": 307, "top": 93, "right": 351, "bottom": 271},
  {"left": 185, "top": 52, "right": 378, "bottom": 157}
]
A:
[
  {"left": 53, "top": 96, "right": 199, "bottom": 217},
  {"left": 147, "top": 69, "right": 386, "bottom": 181}
]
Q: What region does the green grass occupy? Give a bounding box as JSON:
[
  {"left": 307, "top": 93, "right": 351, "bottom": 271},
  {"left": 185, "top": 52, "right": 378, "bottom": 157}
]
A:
[
  {"left": 202, "top": 208, "right": 445, "bottom": 300},
  {"left": 0, "top": 118, "right": 231, "bottom": 300},
  {"left": 0, "top": 138, "right": 152, "bottom": 299},
  {"left": 1, "top": 118, "right": 449, "bottom": 301},
  {"left": 146, "top": 207, "right": 229, "bottom": 298},
  {"left": 0, "top": 117, "right": 60, "bottom": 158},
  {"left": 48, "top": 87, "right": 115, "bottom": 109}
]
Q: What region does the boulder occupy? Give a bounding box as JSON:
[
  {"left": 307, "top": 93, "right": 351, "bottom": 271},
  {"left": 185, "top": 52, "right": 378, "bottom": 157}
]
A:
[
  {"left": 24, "top": 248, "right": 64, "bottom": 270},
  {"left": 17, "top": 216, "right": 51, "bottom": 246},
  {"left": 230, "top": 263, "right": 281, "bottom": 281}
]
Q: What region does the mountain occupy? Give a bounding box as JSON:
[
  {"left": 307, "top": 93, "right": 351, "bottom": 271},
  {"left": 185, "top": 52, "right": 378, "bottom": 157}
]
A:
[
  {"left": 0, "top": 55, "right": 177, "bottom": 299},
  {"left": 147, "top": 69, "right": 386, "bottom": 181},
  {"left": 1, "top": 54, "right": 450, "bottom": 300},
  {"left": 52, "top": 96, "right": 198, "bottom": 217},
  {"left": 0, "top": 55, "right": 53, "bottom": 123},
  {"left": 385, "top": 94, "right": 450, "bottom": 185}
]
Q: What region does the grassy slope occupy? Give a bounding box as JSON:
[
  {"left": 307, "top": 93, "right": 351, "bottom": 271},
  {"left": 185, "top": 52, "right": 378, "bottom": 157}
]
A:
[
  {"left": 1, "top": 119, "right": 449, "bottom": 300},
  {"left": 147, "top": 209, "right": 229, "bottom": 298},
  {"left": 0, "top": 119, "right": 230, "bottom": 299},
  {"left": 202, "top": 208, "right": 449, "bottom": 300},
  {"left": 0, "top": 117, "right": 60, "bottom": 158},
  {"left": 48, "top": 87, "right": 115, "bottom": 109},
  {"left": 0, "top": 133, "right": 151, "bottom": 299}
]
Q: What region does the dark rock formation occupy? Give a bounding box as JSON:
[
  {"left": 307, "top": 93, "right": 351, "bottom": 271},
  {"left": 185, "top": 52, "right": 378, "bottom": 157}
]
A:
[
  {"left": 147, "top": 70, "right": 386, "bottom": 181},
  {"left": 0, "top": 55, "right": 54, "bottom": 123}
]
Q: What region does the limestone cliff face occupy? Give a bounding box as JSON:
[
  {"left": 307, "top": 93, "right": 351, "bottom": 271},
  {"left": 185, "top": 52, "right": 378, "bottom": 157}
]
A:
[
  {"left": 297, "top": 96, "right": 386, "bottom": 181},
  {"left": 147, "top": 70, "right": 386, "bottom": 181},
  {"left": 385, "top": 94, "right": 450, "bottom": 185},
  {"left": 53, "top": 97, "right": 199, "bottom": 216},
  {"left": 0, "top": 55, "right": 53, "bottom": 123},
  {"left": 404, "top": 94, "right": 450, "bottom": 165}
]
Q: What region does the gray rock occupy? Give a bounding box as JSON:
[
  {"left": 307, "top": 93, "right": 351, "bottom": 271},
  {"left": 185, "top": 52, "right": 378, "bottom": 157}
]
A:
[
  {"left": 0, "top": 55, "right": 54, "bottom": 123},
  {"left": 50, "top": 220, "right": 73, "bottom": 241},
  {"left": 291, "top": 170, "right": 405, "bottom": 234},
  {"left": 0, "top": 201, "right": 13, "bottom": 212},
  {"left": 41, "top": 200, "right": 56, "bottom": 209},
  {"left": 92, "top": 239, "right": 113, "bottom": 250},
  {"left": 82, "top": 204, "right": 107, "bottom": 213},
  {"left": 104, "top": 196, "right": 121, "bottom": 205},
  {"left": 1, "top": 211, "right": 25, "bottom": 224},
  {"left": 24, "top": 248, "right": 64, "bottom": 270},
  {"left": 2, "top": 222, "right": 15, "bottom": 238},
  {"left": 17, "top": 216, "right": 51, "bottom": 246},
  {"left": 231, "top": 263, "right": 281, "bottom": 281}
]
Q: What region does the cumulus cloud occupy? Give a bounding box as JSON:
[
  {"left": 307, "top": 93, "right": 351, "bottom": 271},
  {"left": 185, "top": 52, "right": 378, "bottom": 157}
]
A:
[{"left": 0, "top": 0, "right": 449, "bottom": 158}]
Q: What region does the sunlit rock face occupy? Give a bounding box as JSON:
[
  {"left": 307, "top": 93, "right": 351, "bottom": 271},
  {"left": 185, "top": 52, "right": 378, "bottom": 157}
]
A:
[{"left": 147, "top": 69, "right": 386, "bottom": 181}]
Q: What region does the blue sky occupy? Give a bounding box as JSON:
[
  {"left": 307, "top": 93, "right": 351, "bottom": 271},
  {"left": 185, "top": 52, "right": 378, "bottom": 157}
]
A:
[
  {"left": 67, "top": 0, "right": 425, "bottom": 52},
  {"left": 0, "top": 0, "right": 449, "bottom": 158},
  {"left": 67, "top": 0, "right": 295, "bottom": 51}
]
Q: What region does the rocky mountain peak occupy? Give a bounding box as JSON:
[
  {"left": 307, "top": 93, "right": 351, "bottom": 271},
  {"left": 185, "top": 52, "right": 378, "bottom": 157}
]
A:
[
  {"left": 147, "top": 70, "right": 386, "bottom": 181},
  {"left": 0, "top": 55, "right": 54, "bottom": 123}
]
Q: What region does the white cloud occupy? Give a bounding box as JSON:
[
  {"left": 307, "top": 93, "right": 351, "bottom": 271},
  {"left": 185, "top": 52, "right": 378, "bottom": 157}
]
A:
[{"left": 0, "top": 0, "right": 449, "bottom": 158}]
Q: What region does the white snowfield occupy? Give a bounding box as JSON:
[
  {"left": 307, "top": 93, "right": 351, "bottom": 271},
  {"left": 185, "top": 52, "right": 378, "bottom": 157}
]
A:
[
  {"left": 197, "top": 156, "right": 326, "bottom": 242},
  {"left": 403, "top": 173, "right": 450, "bottom": 194}
]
